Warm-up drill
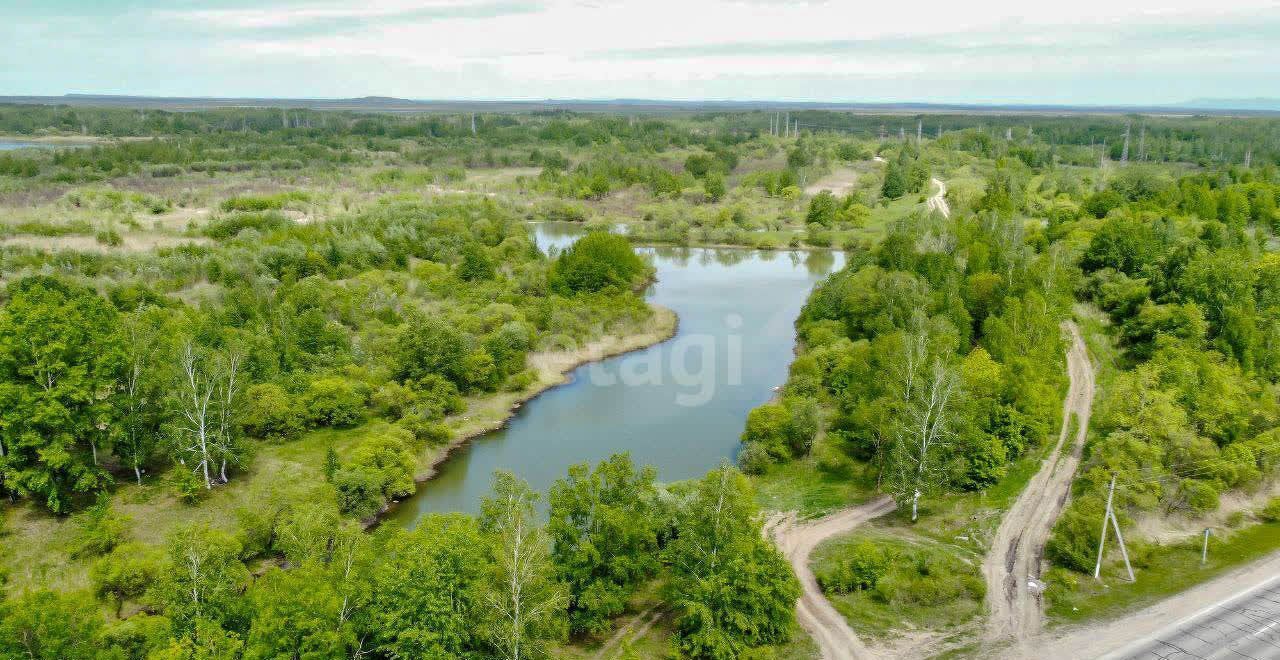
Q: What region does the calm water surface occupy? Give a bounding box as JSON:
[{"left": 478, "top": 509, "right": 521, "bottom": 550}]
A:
[
  {"left": 386, "top": 223, "right": 842, "bottom": 524},
  {"left": 0, "top": 139, "right": 93, "bottom": 151}
]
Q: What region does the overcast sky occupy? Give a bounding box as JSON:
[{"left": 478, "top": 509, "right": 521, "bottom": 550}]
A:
[{"left": 4, "top": 0, "right": 1279, "bottom": 104}]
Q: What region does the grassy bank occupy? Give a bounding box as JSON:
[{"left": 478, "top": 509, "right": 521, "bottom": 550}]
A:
[{"left": 1046, "top": 521, "right": 1280, "bottom": 625}]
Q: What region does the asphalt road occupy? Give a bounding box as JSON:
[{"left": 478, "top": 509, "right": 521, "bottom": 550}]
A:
[{"left": 1107, "top": 576, "right": 1280, "bottom": 660}]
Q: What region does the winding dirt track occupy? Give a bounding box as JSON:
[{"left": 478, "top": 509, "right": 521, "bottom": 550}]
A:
[
  {"left": 926, "top": 177, "right": 951, "bottom": 218},
  {"left": 983, "top": 322, "right": 1095, "bottom": 651},
  {"left": 770, "top": 496, "right": 898, "bottom": 660}
]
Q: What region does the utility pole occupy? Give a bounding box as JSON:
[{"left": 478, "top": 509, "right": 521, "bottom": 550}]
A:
[
  {"left": 1202, "top": 528, "right": 1211, "bottom": 565},
  {"left": 1094, "top": 475, "right": 1136, "bottom": 581}
]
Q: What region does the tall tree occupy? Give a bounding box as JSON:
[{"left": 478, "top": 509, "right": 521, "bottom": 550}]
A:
[
  {"left": 548, "top": 454, "right": 659, "bottom": 635},
  {"left": 365, "top": 514, "right": 488, "bottom": 658},
  {"left": 116, "top": 307, "right": 172, "bottom": 485},
  {"left": 480, "top": 471, "right": 566, "bottom": 660},
  {"left": 666, "top": 464, "right": 799, "bottom": 658},
  {"left": 152, "top": 524, "right": 250, "bottom": 633},
  {"left": 0, "top": 276, "right": 122, "bottom": 512},
  {"left": 169, "top": 341, "right": 243, "bottom": 489}
]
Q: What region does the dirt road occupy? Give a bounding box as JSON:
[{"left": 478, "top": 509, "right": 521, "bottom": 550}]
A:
[
  {"left": 769, "top": 496, "right": 898, "bottom": 660},
  {"left": 926, "top": 177, "right": 951, "bottom": 218},
  {"left": 983, "top": 321, "right": 1095, "bottom": 650}
]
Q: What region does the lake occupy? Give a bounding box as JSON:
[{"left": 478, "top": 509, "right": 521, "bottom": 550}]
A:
[
  {"left": 385, "top": 223, "right": 842, "bottom": 524},
  {"left": 0, "top": 139, "right": 93, "bottom": 151}
]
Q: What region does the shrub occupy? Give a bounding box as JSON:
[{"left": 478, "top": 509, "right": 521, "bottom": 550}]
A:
[
  {"left": 1046, "top": 495, "right": 1106, "bottom": 572},
  {"left": 1177, "top": 479, "right": 1220, "bottom": 514},
  {"left": 371, "top": 381, "right": 418, "bottom": 419},
  {"left": 219, "top": 191, "right": 307, "bottom": 213},
  {"left": 409, "top": 374, "right": 465, "bottom": 418},
  {"left": 457, "top": 242, "right": 495, "bottom": 281},
  {"left": 333, "top": 429, "right": 417, "bottom": 519},
  {"left": 816, "top": 541, "right": 888, "bottom": 594},
  {"left": 737, "top": 442, "right": 774, "bottom": 475},
  {"left": 242, "top": 383, "right": 304, "bottom": 441},
  {"left": 95, "top": 229, "right": 123, "bottom": 247},
  {"left": 870, "top": 548, "right": 984, "bottom": 607},
  {"left": 72, "top": 494, "right": 129, "bottom": 558},
  {"left": 394, "top": 313, "right": 474, "bottom": 390},
  {"left": 91, "top": 543, "right": 160, "bottom": 615},
  {"left": 548, "top": 232, "right": 646, "bottom": 294},
  {"left": 399, "top": 414, "right": 453, "bottom": 446},
  {"left": 169, "top": 468, "right": 207, "bottom": 504},
  {"left": 203, "top": 211, "right": 290, "bottom": 239},
  {"left": 740, "top": 397, "right": 819, "bottom": 460},
  {"left": 302, "top": 377, "right": 368, "bottom": 428},
  {"left": 1256, "top": 498, "right": 1280, "bottom": 525}
]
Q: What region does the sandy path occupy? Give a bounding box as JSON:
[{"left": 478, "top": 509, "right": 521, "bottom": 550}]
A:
[
  {"left": 770, "top": 496, "right": 898, "bottom": 660},
  {"left": 983, "top": 322, "right": 1095, "bottom": 651},
  {"left": 805, "top": 168, "right": 860, "bottom": 196},
  {"left": 1023, "top": 551, "right": 1280, "bottom": 659},
  {"left": 926, "top": 177, "right": 951, "bottom": 218}
]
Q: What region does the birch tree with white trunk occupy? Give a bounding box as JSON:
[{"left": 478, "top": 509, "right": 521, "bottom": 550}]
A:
[{"left": 480, "top": 471, "right": 566, "bottom": 660}]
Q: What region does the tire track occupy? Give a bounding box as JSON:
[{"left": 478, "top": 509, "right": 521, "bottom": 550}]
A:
[
  {"left": 982, "top": 321, "right": 1095, "bottom": 650},
  {"left": 770, "top": 496, "right": 898, "bottom": 660}
]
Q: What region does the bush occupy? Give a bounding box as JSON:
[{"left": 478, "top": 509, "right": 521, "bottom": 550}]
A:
[
  {"left": 371, "top": 381, "right": 418, "bottom": 419},
  {"left": 169, "top": 469, "right": 207, "bottom": 505},
  {"left": 91, "top": 543, "right": 160, "bottom": 615},
  {"left": 737, "top": 442, "right": 774, "bottom": 475},
  {"left": 333, "top": 429, "right": 417, "bottom": 519},
  {"left": 394, "top": 314, "right": 474, "bottom": 390},
  {"left": 740, "top": 397, "right": 819, "bottom": 460},
  {"left": 457, "top": 242, "right": 495, "bottom": 281},
  {"left": 1046, "top": 495, "right": 1106, "bottom": 572},
  {"left": 95, "top": 229, "right": 123, "bottom": 247},
  {"left": 873, "top": 551, "right": 985, "bottom": 607},
  {"left": 399, "top": 412, "right": 453, "bottom": 446},
  {"left": 816, "top": 541, "right": 888, "bottom": 594},
  {"left": 203, "top": 211, "right": 290, "bottom": 239},
  {"left": 219, "top": 191, "right": 307, "bottom": 213},
  {"left": 548, "top": 231, "right": 646, "bottom": 294},
  {"left": 1260, "top": 497, "right": 1280, "bottom": 522},
  {"left": 1177, "top": 479, "right": 1220, "bottom": 514},
  {"left": 72, "top": 494, "right": 129, "bottom": 558},
  {"left": 242, "top": 383, "right": 304, "bottom": 441},
  {"left": 302, "top": 377, "right": 368, "bottom": 428},
  {"left": 409, "top": 374, "right": 465, "bottom": 418}
]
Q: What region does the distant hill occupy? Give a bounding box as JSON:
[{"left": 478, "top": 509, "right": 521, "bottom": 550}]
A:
[
  {"left": 1178, "top": 98, "right": 1280, "bottom": 112},
  {"left": 1, "top": 94, "right": 1278, "bottom": 116}
]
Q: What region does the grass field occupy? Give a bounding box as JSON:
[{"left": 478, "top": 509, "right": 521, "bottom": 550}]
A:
[{"left": 1046, "top": 521, "right": 1280, "bottom": 625}]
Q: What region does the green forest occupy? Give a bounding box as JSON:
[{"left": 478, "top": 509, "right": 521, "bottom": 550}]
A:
[{"left": 0, "top": 104, "right": 1277, "bottom": 658}]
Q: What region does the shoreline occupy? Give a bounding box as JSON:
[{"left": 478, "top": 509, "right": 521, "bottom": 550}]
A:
[{"left": 378, "top": 303, "right": 679, "bottom": 523}]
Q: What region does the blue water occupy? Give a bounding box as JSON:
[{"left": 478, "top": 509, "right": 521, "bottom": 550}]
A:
[{"left": 387, "top": 223, "right": 841, "bottom": 522}]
